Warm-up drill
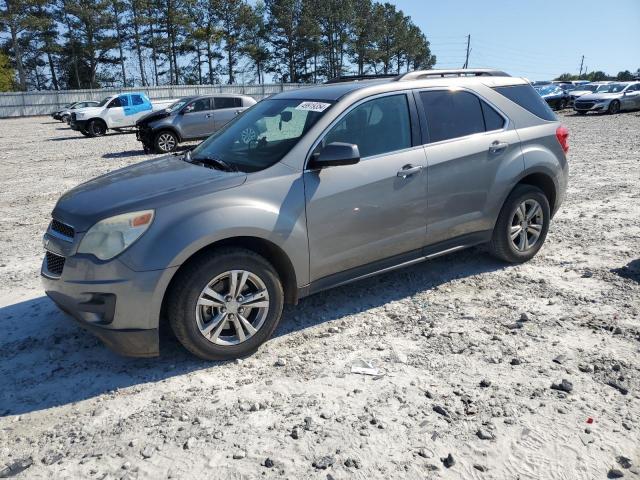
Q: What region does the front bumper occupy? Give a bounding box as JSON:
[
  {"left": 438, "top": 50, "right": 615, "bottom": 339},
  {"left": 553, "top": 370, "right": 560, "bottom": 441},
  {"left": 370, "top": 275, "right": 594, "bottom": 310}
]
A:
[
  {"left": 136, "top": 126, "right": 155, "bottom": 148},
  {"left": 573, "top": 101, "right": 609, "bottom": 113},
  {"left": 41, "top": 229, "right": 178, "bottom": 357},
  {"left": 70, "top": 119, "right": 88, "bottom": 131}
]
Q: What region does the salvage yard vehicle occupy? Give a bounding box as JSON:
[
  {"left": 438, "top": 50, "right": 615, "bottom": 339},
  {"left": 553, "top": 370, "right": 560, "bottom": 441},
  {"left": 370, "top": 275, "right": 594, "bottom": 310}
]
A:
[
  {"left": 42, "top": 69, "right": 569, "bottom": 360},
  {"left": 573, "top": 81, "right": 640, "bottom": 114},
  {"left": 135, "top": 94, "right": 257, "bottom": 153},
  {"left": 534, "top": 84, "right": 571, "bottom": 110},
  {"left": 69, "top": 93, "right": 175, "bottom": 137},
  {"left": 52, "top": 101, "right": 100, "bottom": 122}
]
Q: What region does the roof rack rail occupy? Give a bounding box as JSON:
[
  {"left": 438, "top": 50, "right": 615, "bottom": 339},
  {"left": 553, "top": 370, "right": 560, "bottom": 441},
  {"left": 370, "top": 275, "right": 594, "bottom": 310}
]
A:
[
  {"left": 324, "top": 74, "right": 398, "bottom": 84},
  {"left": 395, "top": 69, "right": 511, "bottom": 81}
]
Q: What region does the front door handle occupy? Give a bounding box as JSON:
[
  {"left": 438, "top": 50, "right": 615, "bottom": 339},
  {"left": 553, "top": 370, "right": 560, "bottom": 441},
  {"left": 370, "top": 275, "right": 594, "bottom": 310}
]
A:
[
  {"left": 397, "top": 164, "right": 424, "bottom": 178},
  {"left": 205, "top": 113, "right": 213, "bottom": 118},
  {"left": 489, "top": 141, "right": 509, "bottom": 154}
]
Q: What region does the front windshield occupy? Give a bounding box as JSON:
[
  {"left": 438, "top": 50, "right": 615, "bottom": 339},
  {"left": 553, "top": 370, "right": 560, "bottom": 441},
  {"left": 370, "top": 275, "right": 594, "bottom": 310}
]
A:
[
  {"left": 96, "top": 96, "right": 112, "bottom": 107},
  {"left": 191, "top": 98, "right": 333, "bottom": 173},
  {"left": 168, "top": 98, "right": 193, "bottom": 113},
  {"left": 596, "top": 83, "right": 626, "bottom": 93}
]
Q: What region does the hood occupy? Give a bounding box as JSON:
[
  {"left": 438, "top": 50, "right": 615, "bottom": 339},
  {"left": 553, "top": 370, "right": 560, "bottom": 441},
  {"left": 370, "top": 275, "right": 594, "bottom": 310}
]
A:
[
  {"left": 72, "top": 106, "right": 104, "bottom": 118},
  {"left": 577, "top": 92, "right": 622, "bottom": 101},
  {"left": 540, "top": 91, "right": 562, "bottom": 98},
  {"left": 53, "top": 156, "right": 247, "bottom": 231},
  {"left": 570, "top": 90, "right": 592, "bottom": 96},
  {"left": 137, "top": 109, "right": 171, "bottom": 126}
]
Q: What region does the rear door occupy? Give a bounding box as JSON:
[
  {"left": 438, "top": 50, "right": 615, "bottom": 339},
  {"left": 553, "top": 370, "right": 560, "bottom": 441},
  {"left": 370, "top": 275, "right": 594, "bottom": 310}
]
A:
[
  {"left": 180, "top": 98, "right": 214, "bottom": 139},
  {"left": 416, "top": 88, "right": 523, "bottom": 245},
  {"left": 304, "top": 92, "right": 428, "bottom": 282},
  {"left": 212, "top": 97, "right": 243, "bottom": 132}
]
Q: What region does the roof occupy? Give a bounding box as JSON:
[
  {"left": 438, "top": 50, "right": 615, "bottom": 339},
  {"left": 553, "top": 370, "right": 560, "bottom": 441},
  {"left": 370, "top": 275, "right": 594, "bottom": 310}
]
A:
[{"left": 273, "top": 69, "right": 523, "bottom": 102}]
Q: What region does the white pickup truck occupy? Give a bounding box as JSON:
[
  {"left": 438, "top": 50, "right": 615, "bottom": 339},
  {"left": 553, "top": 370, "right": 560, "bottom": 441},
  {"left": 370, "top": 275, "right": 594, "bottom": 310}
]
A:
[{"left": 70, "top": 92, "right": 176, "bottom": 137}]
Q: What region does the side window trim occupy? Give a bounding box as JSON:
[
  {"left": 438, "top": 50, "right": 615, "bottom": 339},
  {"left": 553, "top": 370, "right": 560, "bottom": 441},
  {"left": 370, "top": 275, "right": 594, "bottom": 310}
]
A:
[
  {"left": 304, "top": 90, "right": 419, "bottom": 170},
  {"left": 413, "top": 87, "right": 510, "bottom": 146}
]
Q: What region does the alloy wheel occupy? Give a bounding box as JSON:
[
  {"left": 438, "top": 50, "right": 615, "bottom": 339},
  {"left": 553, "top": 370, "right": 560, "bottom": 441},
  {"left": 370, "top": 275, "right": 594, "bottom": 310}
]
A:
[
  {"left": 158, "top": 133, "right": 177, "bottom": 152},
  {"left": 195, "top": 270, "right": 270, "bottom": 346},
  {"left": 240, "top": 127, "right": 257, "bottom": 145},
  {"left": 509, "top": 199, "right": 544, "bottom": 252}
]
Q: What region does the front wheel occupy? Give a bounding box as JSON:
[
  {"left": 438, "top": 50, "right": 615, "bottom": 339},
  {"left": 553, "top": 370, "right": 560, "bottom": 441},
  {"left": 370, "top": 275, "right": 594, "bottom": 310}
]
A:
[
  {"left": 154, "top": 130, "right": 178, "bottom": 153},
  {"left": 79, "top": 127, "right": 93, "bottom": 137},
  {"left": 167, "top": 248, "right": 284, "bottom": 360},
  {"left": 88, "top": 119, "right": 107, "bottom": 136},
  {"left": 489, "top": 185, "right": 550, "bottom": 263},
  {"left": 559, "top": 99, "right": 567, "bottom": 110},
  {"left": 607, "top": 100, "right": 620, "bottom": 115}
]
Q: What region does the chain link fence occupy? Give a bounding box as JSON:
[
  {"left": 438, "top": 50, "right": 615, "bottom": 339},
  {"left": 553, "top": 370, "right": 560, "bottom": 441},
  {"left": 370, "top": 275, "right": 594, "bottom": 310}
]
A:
[{"left": 0, "top": 84, "right": 311, "bottom": 118}]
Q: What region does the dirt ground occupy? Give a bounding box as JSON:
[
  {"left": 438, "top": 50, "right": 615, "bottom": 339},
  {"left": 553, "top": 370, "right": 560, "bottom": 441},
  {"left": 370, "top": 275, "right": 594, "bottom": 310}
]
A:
[{"left": 0, "top": 111, "right": 639, "bottom": 480}]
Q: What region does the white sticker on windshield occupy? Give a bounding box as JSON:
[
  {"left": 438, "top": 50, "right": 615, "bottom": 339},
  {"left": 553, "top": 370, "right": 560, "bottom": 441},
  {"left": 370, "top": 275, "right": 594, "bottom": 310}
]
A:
[{"left": 296, "top": 101, "right": 331, "bottom": 112}]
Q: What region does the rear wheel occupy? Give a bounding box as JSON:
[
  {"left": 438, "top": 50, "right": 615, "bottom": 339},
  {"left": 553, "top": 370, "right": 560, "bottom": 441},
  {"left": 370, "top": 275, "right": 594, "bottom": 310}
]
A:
[
  {"left": 489, "top": 185, "right": 550, "bottom": 263},
  {"left": 88, "top": 119, "right": 107, "bottom": 136},
  {"left": 559, "top": 99, "right": 567, "bottom": 110},
  {"left": 154, "top": 130, "right": 178, "bottom": 153},
  {"left": 608, "top": 100, "right": 620, "bottom": 114},
  {"left": 167, "top": 248, "right": 284, "bottom": 360}
]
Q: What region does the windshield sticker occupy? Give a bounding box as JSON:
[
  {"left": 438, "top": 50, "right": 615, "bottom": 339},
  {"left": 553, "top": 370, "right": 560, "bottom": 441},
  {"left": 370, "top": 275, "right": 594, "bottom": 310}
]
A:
[{"left": 296, "top": 101, "right": 331, "bottom": 112}]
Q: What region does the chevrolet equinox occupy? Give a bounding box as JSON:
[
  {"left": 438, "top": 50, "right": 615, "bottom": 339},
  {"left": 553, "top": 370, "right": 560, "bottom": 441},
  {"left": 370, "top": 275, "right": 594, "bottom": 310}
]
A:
[{"left": 42, "top": 69, "right": 569, "bottom": 360}]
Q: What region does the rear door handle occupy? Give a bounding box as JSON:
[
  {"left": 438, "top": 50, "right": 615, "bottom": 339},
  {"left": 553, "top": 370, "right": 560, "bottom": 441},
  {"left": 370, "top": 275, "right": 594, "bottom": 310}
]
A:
[
  {"left": 397, "top": 164, "right": 424, "bottom": 178},
  {"left": 489, "top": 141, "right": 509, "bottom": 154}
]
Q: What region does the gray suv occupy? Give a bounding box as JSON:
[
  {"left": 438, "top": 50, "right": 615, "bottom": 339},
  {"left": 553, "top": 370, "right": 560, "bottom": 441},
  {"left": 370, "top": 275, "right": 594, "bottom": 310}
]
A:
[
  {"left": 136, "top": 94, "right": 257, "bottom": 153},
  {"left": 42, "top": 69, "right": 569, "bottom": 360}
]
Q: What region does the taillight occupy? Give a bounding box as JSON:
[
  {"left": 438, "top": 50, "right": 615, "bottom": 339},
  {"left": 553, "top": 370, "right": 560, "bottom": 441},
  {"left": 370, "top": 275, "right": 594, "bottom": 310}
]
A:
[{"left": 556, "top": 125, "right": 569, "bottom": 154}]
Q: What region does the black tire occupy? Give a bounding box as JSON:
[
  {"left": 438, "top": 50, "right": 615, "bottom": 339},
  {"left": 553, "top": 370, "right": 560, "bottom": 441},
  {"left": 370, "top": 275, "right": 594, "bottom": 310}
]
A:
[
  {"left": 559, "top": 99, "right": 567, "bottom": 110},
  {"left": 607, "top": 100, "right": 620, "bottom": 115},
  {"left": 88, "top": 119, "right": 107, "bottom": 136},
  {"left": 154, "top": 130, "right": 179, "bottom": 153},
  {"left": 80, "top": 127, "right": 93, "bottom": 137},
  {"left": 577, "top": 111, "right": 587, "bottom": 115},
  {"left": 61, "top": 114, "right": 70, "bottom": 123},
  {"left": 489, "top": 185, "right": 550, "bottom": 263},
  {"left": 167, "top": 248, "right": 284, "bottom": 360}
]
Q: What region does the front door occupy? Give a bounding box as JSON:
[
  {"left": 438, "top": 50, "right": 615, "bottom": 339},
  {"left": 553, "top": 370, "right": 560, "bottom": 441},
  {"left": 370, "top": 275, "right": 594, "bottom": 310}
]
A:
[
  {"left": 105, "top": 95, "right": 127, "bottom": 127},
  {"left": 180, "top": 98, "right": 214, "bottom": 139},
  {"left": 304, "top": 93, "right": 428, "bottom": 282}
]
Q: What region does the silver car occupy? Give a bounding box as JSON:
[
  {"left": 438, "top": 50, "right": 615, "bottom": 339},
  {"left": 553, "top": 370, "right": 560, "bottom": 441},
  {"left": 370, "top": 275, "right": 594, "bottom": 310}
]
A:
[
  {"left": 42, "top": 69, "right": 569, "bottom": 360},
  {"left": 574, "top": 82, "right": 640, "bottom": 114},
  {"left": 136, "top": 94, "right": 257, "bottom": 153}
]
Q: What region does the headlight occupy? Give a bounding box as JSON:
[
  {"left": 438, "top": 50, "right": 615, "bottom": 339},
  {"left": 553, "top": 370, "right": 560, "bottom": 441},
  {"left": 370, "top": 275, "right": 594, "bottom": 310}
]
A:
[{"left": 77, "top": 210, "right": 154, "bottom": 260}]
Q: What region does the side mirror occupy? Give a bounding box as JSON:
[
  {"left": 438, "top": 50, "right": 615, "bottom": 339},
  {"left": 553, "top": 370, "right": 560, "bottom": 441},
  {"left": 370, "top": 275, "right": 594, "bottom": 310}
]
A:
[{"left": 309, "top": 142, "right": 360, "bottom": 169}]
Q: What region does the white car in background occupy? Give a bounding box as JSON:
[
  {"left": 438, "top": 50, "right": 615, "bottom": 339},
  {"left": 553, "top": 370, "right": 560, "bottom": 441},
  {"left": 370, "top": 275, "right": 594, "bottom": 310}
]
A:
[
  {"left": 568, "top": 82, "right": 613, "bottom": 104},
  {"left": 69, "top": 92, "right": 176, "bottom": 137}
]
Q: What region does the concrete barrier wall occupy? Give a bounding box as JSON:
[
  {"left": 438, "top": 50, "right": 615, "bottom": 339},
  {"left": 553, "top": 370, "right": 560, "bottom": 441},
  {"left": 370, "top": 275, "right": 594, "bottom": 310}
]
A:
[{"left": 0, "top": 84, "right": 311, "bottom": 118}]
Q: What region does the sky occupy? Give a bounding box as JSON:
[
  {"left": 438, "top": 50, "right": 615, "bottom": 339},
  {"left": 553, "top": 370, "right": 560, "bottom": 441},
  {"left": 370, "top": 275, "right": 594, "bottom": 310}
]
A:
[{"left": 392, "top": 0, "right": 640, "bottom": 80}]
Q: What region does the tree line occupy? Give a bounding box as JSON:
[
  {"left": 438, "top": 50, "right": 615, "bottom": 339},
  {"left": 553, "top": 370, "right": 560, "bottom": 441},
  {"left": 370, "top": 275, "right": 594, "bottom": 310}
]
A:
[
  {"left": 555, "top": 69, "right": 640, "bottom": 83},
  {"left": 0, "top": 0, "right": 436, "bottom": 91}
]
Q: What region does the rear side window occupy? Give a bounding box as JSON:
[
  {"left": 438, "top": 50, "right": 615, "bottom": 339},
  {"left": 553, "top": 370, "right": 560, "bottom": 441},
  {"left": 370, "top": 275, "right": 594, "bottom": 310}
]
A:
[
  {"left": 324, "top": 94, "right": 412, "bottom": 158},
  {"left": 420, "top": 90, "right": 485, "bottom": 143},
  {"left": 214, "top": 97, "right": 242, "bottom": 109},
  {"left": 131, "top": 95, "right": 144, "bottom": 106},
  {"left": 493, "top": 84, "right": 556, "bottom": 121}
]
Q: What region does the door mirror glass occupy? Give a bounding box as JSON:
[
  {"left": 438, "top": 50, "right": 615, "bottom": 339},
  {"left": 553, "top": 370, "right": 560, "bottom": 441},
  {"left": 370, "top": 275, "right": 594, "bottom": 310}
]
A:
[{"left": 310, "top": 142, "right": 360, "bottom": 169}]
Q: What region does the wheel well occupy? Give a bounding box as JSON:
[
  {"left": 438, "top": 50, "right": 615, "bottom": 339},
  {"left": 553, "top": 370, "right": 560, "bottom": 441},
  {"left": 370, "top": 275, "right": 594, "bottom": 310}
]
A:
[
  {"left": 154, "top": 127, "right": 181, "bottom": 142},
  {"left": 164, "top": 236, "right": 298, "bottom": 308},
  {"left": 516, "top": 173, "right": 557, "bottom": 214},
  {"left": 88, "top": 117, "right": 106, "bottom": 126}
]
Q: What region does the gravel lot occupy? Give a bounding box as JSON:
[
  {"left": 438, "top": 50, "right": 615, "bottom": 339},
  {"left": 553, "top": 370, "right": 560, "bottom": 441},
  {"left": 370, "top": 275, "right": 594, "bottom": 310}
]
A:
[{"left": 0, "top": 112, "right": 639, "bottom": 479}]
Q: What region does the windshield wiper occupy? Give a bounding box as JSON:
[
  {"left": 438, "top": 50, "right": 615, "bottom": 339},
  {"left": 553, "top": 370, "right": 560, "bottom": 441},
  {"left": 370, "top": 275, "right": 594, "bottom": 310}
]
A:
[{"left": 188, "top": 151, "right": 238, "bottom": 172}]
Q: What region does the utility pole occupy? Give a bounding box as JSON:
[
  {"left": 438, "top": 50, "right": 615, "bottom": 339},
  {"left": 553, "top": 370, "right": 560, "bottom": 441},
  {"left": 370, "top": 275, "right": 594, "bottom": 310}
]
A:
[
  {"left": 578, "top": 55, "right": 584, "bottom": 77},
  {"left": 463, "top": 35, "right": 471, "bottom": 69}
]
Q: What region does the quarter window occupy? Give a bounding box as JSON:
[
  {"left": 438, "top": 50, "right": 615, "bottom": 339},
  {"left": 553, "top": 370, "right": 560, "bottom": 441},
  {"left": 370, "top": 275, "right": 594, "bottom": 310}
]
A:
[
  {"left": 481, "top": 101, "right": 506, "bottom": 131},
  {"left": 323, "top": 94, "right": 412, "bottom": 158},
  {"left": 420, "top": 90, "right": 486, "bottom": 143}
]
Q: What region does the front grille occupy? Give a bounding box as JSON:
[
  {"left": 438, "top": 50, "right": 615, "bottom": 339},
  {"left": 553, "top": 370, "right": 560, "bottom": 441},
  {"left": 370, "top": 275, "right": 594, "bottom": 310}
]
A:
[
  {"left": 46, "top": 252, "right": 65, "bottom": 276},
  {"left": 50, "top": 219, "right": 74, "bottom": 239},
  {"left": 575, "top": 102, "right": 594, "bottom": 109}
]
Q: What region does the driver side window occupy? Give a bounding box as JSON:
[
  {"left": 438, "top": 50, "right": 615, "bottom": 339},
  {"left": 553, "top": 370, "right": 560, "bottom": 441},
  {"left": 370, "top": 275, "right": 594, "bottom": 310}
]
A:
[
  {"left": 323, "top": 94, "right": 411, "bottom": 159},
  {"left": 108, "top": 97, "right": 123, "bottom": 108}
]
